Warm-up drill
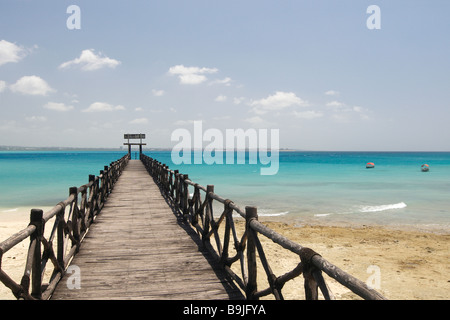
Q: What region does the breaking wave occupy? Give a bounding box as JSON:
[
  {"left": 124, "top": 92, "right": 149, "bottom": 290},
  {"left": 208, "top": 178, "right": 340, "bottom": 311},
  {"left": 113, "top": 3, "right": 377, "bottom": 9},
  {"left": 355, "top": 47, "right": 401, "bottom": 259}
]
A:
[{"left": 359, "top": 202, "right": 407, "bottom": 213}]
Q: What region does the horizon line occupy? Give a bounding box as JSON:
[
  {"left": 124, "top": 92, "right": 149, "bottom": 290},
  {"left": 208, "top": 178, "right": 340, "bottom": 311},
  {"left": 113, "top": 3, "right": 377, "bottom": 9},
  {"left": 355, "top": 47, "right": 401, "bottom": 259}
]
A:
[{"left": 1, "top": 145, "right": 449, "bottom": 153}]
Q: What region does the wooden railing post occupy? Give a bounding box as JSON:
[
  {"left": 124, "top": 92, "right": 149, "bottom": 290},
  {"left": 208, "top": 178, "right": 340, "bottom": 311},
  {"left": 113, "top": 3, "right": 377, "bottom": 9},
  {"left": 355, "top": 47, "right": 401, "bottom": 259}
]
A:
[
  {"left": 104, "top": 166, "right": 110, "bottom": 195},
  {"left": 300, "top": 247, "right": 321, "bottom": 300},
  {"left": 220, "top": 200, "right": 233, "bottom": 266},
  {"left": 191, "top": 185, "right": 200, "bottom": 226},
  {"left": 162, "top": 164, "right": 168, "bottom": 191},
  {"left": 69, "top": 187, "right": 80, "bottom": 252},
  {"left": 157, "top": 162, "right": 162, "bottom": 182},
  {"left": 79, "top": 188, "right": 87, "bottom": 235},
  {"left": 174, "top": 170, "right": 180, "bottom": 208},
  {"left": 169, "top": 170, "right": 174, "bottom": 198},
  {"left": 245, "top": 206, "right": 258, "bottom": 300},
  {"left": 95, "top": 174, "right": 101, "bottom": 210},
  {"left": 203, "top": 185, "right": 214, "bottom": 240},
  {"left": 99, "top": 170, "right": 104, "bottom": 206},
  {"left": 56, "top": 206, "right": 65, "bottom": 271},
  {"left": 30, "top": 209, "right": 43, "bottom": 299},
  {"left": 182, "top": 174, "right": 189, "bottom": 218},
  {"left": 88, "top": 174, "right": 96, "bottom": 220}
]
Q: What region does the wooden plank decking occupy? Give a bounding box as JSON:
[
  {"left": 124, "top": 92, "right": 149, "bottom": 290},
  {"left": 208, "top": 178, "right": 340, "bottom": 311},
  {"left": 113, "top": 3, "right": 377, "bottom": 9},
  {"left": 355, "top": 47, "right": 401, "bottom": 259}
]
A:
[{"left": 51, "top": 160, "right": 244, "bottom": 300}]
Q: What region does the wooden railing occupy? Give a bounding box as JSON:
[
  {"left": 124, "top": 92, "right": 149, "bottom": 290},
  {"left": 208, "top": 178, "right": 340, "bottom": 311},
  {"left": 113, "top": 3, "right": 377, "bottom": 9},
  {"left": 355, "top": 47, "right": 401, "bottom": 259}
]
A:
[
  {"left": 140, "top": 153, "right": 387, "bottom": 300},
  {"left": 0, "top": 154, "right": 129, "bottom": 300}
]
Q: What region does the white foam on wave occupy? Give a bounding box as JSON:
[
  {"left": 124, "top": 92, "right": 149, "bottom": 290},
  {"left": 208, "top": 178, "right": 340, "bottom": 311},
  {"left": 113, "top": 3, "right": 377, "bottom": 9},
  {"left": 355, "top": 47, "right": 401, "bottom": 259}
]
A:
[
  {"left": 1, "top": 208, "right": 18, "bottom": 213},
  {"left": 231, "top": 210, "right": 289, "bottom": 218},
  {"left": 359, "top": 202, "right": 407, "bottom": 213},
  {"left": 314, "top": 213, "right": 331, "bottom": 217},
  {"left": 258, "top": 210, "right": 289, "bottom": 217}
]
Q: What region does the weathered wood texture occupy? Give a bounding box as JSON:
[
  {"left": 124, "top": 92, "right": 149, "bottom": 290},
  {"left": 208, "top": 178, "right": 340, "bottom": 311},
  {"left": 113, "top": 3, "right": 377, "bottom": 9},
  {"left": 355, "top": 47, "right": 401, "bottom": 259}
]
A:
[
  {"left": 51, "top": 160, "right": 244, "bottom": 300},
  {"left": 140, "top": 154, "right": 387, "bottom": 300},
  {"left": 0, "top": 155, "right": 129, "bottom": 300}
]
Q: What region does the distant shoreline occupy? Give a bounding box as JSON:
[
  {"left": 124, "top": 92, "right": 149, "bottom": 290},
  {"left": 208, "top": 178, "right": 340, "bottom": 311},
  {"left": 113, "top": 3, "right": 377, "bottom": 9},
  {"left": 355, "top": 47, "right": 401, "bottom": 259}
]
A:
[
  {"left": 0, "top": 146, "right": 297, "bottom": 151},
  {"left": 1, "top": 146, "right": 449, "bottom": 153}
]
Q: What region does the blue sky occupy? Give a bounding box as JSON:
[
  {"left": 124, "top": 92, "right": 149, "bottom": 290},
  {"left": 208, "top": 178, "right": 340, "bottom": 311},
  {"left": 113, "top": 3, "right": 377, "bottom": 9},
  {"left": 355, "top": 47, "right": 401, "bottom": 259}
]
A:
[{"left": 0, "top": 0, "right": 449, "bottom": 150}]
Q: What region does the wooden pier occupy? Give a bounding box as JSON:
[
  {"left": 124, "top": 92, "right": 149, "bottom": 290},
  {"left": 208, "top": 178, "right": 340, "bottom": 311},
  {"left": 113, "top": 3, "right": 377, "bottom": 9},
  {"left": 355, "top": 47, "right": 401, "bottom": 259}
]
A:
[
  {"left": 0, "top": 152, "right": 386, "bottom": 300},
  {"left": 51, "top": 160, "right": 243, "bottom": 300}
]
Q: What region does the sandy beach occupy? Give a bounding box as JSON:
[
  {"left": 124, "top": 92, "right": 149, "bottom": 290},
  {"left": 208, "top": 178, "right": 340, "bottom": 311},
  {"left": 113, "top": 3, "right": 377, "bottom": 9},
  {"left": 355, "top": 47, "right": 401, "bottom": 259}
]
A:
[
  {"left": 0, "top": 209, "right": 448, "bottom": 300},
  {"left": 234, "top": 219, "right": 450, "bottom": 300},
  {"left": 0, "top": 207, "right": 55, "bottom": 300}
]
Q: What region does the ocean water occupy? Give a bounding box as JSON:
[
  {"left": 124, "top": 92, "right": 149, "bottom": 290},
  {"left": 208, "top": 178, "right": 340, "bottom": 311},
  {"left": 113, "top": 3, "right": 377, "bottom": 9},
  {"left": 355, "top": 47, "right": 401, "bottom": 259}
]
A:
[
  {"left": 1, "top": 150, "right": 449, "bottom": 233},
  {"left": 0, "top": 151, "right": 128, "bottom": 208},
  {"left": 147, "top": 151, "right": 450, "bottom": 233}
]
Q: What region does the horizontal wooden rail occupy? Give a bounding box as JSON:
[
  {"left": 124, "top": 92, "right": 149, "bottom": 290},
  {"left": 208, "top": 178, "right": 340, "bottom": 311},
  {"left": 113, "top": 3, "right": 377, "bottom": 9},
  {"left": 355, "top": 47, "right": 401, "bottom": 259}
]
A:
[
  {"left": 0, "top": 154, "right": 129, "bottom": 300},
  {"left": 140, "top": 153, "right": 386, "bottom": 300}
]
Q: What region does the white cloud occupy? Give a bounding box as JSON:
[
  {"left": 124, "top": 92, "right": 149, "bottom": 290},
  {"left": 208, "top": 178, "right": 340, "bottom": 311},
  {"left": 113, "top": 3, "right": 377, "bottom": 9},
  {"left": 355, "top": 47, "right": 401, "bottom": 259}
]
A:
[
  {"left": 10, "top": 75, "right": 54, "bottom": 96},
  {"left": 233, "top": 97, "right": 245, "bottom": 105},
  {"left": 244, "top": 116, "right": 275, "bottom": 127},
  {"left": 325, "top": 90, "right": 340, "bottom": 96},
  {"left": 129, "top": 118, "right": 148, "bottom": 124},
  {"left": 82, "top": 102, "right": 125, "bottom": 113},
  {"left": 292, "top": 110, "right": 323, "bottom": 119},
  {"left": 182, "top": 74, "right": 207, "bottom": 84},
  {"left": 0, "top": 40, "right": 27, "bottom": 66},
  {"left": 244, "top": 116, "right": 265, "bottom": 124},
  {"left": 0, "top": 80, "right": 6, "bottom": 92},
  {"left": 59, "top": 49, "right": 120, "bottom": 71},
  {"left": 215, "top": 95, "right": 227, "bottom": 102},
  {"left": 209, "top": 77, "right": 232, "bottom": 86},
  {"left": 135, "top": 107, "right": 144, "bottom": 111},
  {"left": 353, "top": 106, "right": 365, "bottom": 113},
  {"left": 249, "top": 91, "right": 308, "bottom": 115},
  {"left": 326, "top": 101, "right": 345, "bottom": 108},
  {"left": 26, "top": 116, "right": 47, "bottom": 122},
  {"left": 151, "top": 89, "right": 165, "bottom": 96},
  {"left": 44, "top": 102, "right": 74, "bottom": 112},
  {"left": 168, "top": 65, "right": 218, "bottom": 85},
  {"left": 0, "top": 120, "right": 19, "bottom": 132},
  {"left": 353, "top": 106, "right": 370, "bottom": 120},
  {"left": 326, "top": 100, "right": 371, "bottom": 121},
  {"left": 331, "top": 113, "right": 350, "bottom": 123}
]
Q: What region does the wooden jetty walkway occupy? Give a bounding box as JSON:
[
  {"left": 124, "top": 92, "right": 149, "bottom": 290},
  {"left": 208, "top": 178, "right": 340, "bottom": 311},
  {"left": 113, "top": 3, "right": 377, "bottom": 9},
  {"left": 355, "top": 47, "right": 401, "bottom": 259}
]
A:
[
  {"left": 0, "top": 151, "right": 386, "bottom": 300},
  {"left": 51, "top": 160, "right": 243, "bottom": 300}
]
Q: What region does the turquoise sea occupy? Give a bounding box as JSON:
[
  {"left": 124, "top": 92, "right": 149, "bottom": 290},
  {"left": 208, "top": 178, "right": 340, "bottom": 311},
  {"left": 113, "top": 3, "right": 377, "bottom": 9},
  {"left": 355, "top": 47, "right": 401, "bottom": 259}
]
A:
[
  {"left": 1, "top": 151, "right": 449, "bottom": 233},
  {"left": 0, "top": 151, "right": 129, "bottom": 207}
]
